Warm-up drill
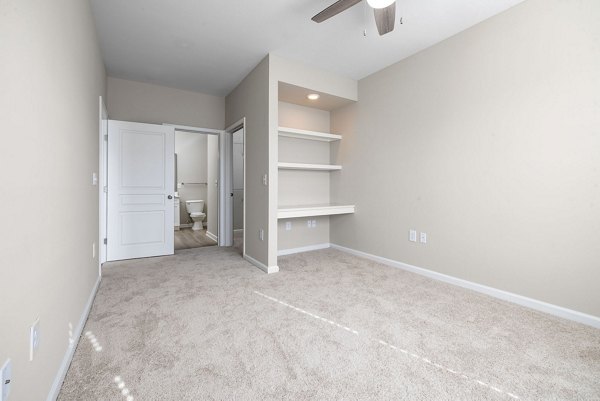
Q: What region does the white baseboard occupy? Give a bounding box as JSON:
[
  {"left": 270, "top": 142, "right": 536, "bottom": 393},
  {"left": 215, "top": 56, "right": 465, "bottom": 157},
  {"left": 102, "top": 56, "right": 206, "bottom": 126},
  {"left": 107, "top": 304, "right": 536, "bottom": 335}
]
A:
[
  {"left": 179, "top": 223, "right": 207, "bottom": 229},
  {"left": 47, "top": 274, "right": 101, "bottom": 401},
  {"left": 206, "top": 231, "right": 218, "bottom": 242},
  {"left": 244, "top": 254, "right": 279, "bottom": 274},
  {"left": 330, "top": 243, "right": 600, "bottom": 329},
  {"left": 278, "top": 243, "right": 330, "bottom": 256}
]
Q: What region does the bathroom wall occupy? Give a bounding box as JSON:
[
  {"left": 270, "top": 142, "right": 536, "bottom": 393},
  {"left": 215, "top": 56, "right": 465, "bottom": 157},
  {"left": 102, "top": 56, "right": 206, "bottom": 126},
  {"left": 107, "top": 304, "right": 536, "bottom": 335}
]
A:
[
  {"left": 175, "top": 131, "right": 209, "bottom": 226},
  {"left": 330, "top": 0, "right": 600, "bottom": 317},
  {"left": 0, "top": 1, "right": 106, "bottom": 400}
]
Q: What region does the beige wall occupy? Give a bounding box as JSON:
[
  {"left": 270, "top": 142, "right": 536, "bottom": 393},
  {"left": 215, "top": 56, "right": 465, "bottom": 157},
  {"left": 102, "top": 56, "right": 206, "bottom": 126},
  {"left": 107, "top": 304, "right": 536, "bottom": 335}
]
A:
[
  {"left": 0, "top": 0, "right": 106, "bottom": 400},
  {"left": 278, "top": 102, "right": 331, "bottom": 251},
  {"left": 226, "top": 56, "right": 271, "bottom": 267},
  {"left": 331, "top": 0, "right": 600, "bottom": 317},
  {"left": 107, "top": 77, "right": 225, "bottom": 129},
  {"left": 175, "top": 131, "right": 209, "bottom": 225}
]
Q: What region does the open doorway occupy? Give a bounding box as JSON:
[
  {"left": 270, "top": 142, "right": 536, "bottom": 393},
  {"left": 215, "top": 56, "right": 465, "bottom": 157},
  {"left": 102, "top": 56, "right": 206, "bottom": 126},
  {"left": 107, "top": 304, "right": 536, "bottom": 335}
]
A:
[{"left": 174, "top": 130, "right": 218, "bottom": 250}]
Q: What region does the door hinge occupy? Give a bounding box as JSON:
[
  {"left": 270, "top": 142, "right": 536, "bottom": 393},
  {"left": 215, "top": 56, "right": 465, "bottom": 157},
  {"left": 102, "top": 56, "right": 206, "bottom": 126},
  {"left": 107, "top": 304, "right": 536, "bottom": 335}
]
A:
[
  {"left": 103, "top": 238, "right": 107, "bottom": 245},
  {"left": 103, "top": 186, "right": 107, "bottom": 193}
]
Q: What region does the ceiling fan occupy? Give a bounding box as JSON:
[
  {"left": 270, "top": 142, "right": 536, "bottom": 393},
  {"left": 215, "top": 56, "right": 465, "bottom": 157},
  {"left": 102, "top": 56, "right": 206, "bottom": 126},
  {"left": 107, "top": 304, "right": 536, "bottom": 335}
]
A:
[{"left": 312, "top": 0, "right": 397, "bottom": 36}]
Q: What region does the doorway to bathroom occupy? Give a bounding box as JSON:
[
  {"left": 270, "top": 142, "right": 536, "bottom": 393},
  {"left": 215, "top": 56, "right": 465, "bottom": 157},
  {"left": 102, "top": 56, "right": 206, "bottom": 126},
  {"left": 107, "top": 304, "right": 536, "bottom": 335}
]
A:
[
  {"left": 174, "top": 129, "right": 218, "bottom": 250},
  {"left": 101, "top": 118, "right": 242, "bottom": 263}
]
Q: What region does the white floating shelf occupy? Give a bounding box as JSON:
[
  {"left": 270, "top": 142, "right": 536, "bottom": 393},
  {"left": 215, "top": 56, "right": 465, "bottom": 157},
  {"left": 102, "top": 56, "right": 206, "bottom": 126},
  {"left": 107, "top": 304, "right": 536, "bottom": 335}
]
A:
[
  {"left": 278, "top": 162, "right": 342, "bottom": 171},
  {"left": 278, "top": 204, "right": 355, "bottom": 219},
  {"left": 278, "top": 126, "right": 342, "bottom": 142}
]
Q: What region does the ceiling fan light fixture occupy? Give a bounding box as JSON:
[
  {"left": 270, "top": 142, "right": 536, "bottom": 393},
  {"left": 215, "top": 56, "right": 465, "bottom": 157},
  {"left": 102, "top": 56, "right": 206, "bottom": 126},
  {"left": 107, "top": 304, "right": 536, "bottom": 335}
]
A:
[
  {"left": 366, "top": 0, "right": 395, "bottom": 9},
  {"left": 307, "top": 93, "right": 320, "bottom": 100}
]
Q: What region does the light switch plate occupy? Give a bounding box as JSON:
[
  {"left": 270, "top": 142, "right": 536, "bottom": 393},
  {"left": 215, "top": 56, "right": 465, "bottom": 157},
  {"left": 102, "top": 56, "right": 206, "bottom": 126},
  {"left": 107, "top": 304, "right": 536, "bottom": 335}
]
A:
[
  {"left": 409, "top": 230, "right": 417, "bottom": 242},
  {"left": 285, "top": 222, "right": 292, "bottom": 231},
  {"left": 92, "top": 172, "right": 98, "bottom": 186},
  {"left": 1, "top": 359, "right": 11, "bottom": 401},
  {"left": 420, "top": 232, "right": 427, "bottom": 244}
]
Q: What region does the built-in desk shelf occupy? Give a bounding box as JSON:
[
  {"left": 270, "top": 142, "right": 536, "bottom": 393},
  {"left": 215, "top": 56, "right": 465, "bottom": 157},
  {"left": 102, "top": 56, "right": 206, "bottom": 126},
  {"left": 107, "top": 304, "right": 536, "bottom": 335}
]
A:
[
  {"left": 279, "top": 126, "right": 342, "bottom": 142},
  {"left": 277, "top": 204, "right": 355, "bottom": 219},
  {"left": 278, "top": 162, "right": 342, "bottom": 171}
]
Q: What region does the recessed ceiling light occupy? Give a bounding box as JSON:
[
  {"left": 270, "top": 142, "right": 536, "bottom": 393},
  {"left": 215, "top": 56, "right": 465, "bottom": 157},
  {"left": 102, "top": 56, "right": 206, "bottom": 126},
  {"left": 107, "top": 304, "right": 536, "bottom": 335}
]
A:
[{"left": 307, "top": 93, "right": 320, "bottom": 100}]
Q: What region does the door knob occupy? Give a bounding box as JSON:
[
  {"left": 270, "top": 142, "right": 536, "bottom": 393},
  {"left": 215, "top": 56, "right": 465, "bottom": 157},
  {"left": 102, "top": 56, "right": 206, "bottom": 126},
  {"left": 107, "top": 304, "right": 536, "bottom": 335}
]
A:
[{"left": 167, "top": 195, "right": 173, "bottom": 199}]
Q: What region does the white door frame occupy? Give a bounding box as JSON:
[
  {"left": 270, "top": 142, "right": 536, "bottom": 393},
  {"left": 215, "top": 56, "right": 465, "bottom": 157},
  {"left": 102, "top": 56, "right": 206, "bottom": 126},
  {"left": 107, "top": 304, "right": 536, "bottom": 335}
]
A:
[
  {"left": 98, "top": 96, "right": 108, "bottom": 270},
  {"left": 224, "top": 118, "right": 245, "bottom": 255},
  {"left": 165, "top": 123, "right": 241, "bottom": 249},
  {"left": 167, "top": 124, "right": 219, "bottom": 237}
]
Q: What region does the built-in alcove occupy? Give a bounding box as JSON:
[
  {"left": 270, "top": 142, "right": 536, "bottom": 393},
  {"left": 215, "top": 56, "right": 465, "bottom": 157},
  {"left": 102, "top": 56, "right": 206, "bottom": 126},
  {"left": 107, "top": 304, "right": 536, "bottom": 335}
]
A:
[{"left": 277, "top": 82, "right": 356, "bottom": 254}]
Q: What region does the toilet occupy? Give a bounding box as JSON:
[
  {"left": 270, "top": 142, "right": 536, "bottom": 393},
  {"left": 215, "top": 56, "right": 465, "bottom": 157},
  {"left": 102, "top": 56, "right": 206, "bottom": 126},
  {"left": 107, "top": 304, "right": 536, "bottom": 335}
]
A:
[{"left": 185, "top": 200, "right": 206, "bottom": 231}]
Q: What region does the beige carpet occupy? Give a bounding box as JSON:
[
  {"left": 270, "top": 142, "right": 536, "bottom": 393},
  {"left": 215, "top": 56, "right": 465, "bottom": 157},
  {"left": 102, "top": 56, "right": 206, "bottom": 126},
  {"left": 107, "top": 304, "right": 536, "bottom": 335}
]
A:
[{"left": 58, "top": 247, "right": 600, "bottom": 401}]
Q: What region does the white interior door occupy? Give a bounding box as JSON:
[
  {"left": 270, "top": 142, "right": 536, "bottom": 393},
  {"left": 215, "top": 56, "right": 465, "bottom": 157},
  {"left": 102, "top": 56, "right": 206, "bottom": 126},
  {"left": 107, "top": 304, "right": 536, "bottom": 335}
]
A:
[{"left": 107, "top": 120, "right": 175, "bottom": 261}]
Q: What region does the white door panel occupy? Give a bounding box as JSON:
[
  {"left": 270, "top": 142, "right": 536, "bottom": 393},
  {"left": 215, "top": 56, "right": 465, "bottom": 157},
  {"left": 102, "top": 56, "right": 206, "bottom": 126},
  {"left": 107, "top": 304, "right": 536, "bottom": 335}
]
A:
[
  {"left": 233, "top": 143, "right": 244, "bottom": 190},
  {"left": 107, "top": 120, "right": 174, "bottom": 261}
]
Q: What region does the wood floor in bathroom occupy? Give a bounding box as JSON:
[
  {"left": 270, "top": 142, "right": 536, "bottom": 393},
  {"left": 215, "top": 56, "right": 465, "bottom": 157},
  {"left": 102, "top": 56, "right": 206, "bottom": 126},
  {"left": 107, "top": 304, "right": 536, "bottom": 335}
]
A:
[{"left": 174, "top": 228, "right": 217, "bottom": 250}]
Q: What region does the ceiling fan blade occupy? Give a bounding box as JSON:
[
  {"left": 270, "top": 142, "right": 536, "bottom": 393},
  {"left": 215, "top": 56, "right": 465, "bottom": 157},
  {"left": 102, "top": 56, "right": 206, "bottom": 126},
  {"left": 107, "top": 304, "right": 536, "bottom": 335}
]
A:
[
  {"left": 373, "top": 2, "right": 396, "bottom": 35},
  {"left": 312, "top": 0, "right": 363, "bottom": 23}
]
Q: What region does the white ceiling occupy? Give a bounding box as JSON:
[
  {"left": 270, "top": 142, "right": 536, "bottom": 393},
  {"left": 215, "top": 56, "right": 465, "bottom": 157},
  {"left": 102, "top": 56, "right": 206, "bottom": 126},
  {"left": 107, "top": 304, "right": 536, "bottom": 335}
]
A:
[{"left": 90, "top": 0, "right": 525, "bottom": 97}]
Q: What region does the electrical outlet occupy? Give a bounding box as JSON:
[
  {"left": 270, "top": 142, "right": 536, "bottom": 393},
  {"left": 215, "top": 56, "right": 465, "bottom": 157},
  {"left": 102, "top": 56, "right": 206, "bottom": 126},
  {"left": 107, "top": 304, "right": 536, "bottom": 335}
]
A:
[
  {"left": 420, "top": 232, "right": 427, "bottom": 244},
  {"left": 30, "top": 319, "right": 40, "bottom": 361},
  {"left": 262, "top": 174, "right": 268, "bottom": 186},
  {"left": 1, "top": 359, "right": 11, "bottom": 401},
  {"left": 409, "top": 229, "right": 417, "bottom": 242},
  {"left": 285, "top": 222, "right": 292, "bottom": 231},
  {"left": 92, "top": 172, "right": 98, "bottom": 186},
  {"left": 259, "top": 229, "right": 264, "bottom": 241},
  {"left": 92, "top": 242, "right": 96, "bottom": 259},
  {"left": 311, "top": 219, "right": 317, "bottom": 228}
]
